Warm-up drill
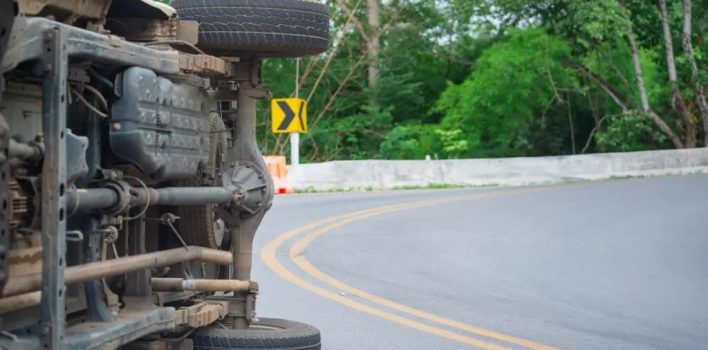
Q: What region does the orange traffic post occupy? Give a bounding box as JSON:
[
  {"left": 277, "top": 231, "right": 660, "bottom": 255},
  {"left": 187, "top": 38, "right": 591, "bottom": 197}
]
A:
[{"left": 263, "top": 156, "right": 294, "bottom": 194}]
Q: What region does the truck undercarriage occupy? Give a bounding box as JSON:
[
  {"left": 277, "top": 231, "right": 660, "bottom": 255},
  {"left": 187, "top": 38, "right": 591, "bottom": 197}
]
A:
[{"left": 0, "top": 0, "right": 329, "bottom": 349}]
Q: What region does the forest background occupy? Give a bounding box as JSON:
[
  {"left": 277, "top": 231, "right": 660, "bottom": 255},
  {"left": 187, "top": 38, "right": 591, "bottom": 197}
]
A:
[{"left": 258, "top": 0, "right": 707, "bottom": 162}]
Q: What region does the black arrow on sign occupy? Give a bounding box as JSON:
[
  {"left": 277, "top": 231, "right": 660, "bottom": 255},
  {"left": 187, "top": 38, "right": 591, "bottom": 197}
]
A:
[
  {"left": 277, "top": 101, "right": 296, "bottom": 131},
  {"left": 297, "top": 100, "right": 306, "bottom": 131}
]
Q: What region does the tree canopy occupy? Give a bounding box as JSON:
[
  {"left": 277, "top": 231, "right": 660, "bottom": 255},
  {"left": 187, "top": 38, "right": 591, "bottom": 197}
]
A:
[{"left": 258, "top": 0, "right": 707, "bottom": 161}]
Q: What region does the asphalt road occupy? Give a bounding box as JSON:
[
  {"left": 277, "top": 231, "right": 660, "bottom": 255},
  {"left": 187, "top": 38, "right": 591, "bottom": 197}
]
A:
[{"left": 252, "top": 175, "right": 708, "bottom": 350}]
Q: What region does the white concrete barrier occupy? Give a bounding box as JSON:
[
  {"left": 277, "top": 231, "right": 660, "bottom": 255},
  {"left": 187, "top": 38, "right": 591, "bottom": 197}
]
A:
[{"left": 287, "top": 148, "right": 708, "bottom": 191}]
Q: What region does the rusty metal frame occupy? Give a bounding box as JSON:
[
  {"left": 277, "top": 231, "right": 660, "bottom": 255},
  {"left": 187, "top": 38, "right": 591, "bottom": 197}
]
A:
[
  {"left": 107, "top": 18, "right": 198, "bottom": 44},
  {"left": 0, "top": 17, "right": 180, "bottom": 76},
  {"left": 0, "top": 12, "right": 277, "bottom": 350},
  {"left": 151, "top": 278, "right": 256, "bottom": 294},
  {"left": 0, "top": 17, "right": 180, "bottom": 350},
  {"left": 17, "top": 0, "right": 112, "bottom": 22},
  {"left": 179, "top": 53, "right": 228, "bottom": 76},
  {"left": 215, "top": 60, "right": 274, "bottom": 329},
  {"left": 38, "top": 25, "right": 68, "bottom": 350}
]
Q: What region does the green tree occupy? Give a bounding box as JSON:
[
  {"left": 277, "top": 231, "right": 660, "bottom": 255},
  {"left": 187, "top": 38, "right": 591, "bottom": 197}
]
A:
[
  {"left": 434, "top": 29, "right": 580, "bottom": 157},
  {"left": 256, "top": 0, "right": 707, "bottom": 162}
]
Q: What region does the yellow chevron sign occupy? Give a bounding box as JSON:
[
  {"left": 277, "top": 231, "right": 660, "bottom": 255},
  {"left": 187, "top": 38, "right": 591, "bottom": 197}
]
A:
[{"left": 272, "top": 98, "right": 308, "bottom": 134}]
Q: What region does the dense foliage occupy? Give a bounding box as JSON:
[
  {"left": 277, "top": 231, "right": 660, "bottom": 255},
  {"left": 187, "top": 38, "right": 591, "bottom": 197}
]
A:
[{"left": 258, "top": 0, "right": 707, "bottom": 161}]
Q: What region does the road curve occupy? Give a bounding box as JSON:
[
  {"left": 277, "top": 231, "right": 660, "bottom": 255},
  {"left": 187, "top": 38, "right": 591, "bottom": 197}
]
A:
[{"left": 253, "top": 175, "right": 708, "bottom": 349}]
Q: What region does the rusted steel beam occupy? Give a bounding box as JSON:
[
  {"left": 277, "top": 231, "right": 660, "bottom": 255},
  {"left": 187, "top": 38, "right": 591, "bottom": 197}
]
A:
[
  {"left": 39, "top": 26, "right": 69, "bottom": 350},
  {"left": 0, "top": 291, "right": 41, "bottom": 313},
  {"left": 151, "top": 278, "right": 256, "bottom": 293},
  {"left": 2, "top": 246, "right": 232, "bottom": 297}
]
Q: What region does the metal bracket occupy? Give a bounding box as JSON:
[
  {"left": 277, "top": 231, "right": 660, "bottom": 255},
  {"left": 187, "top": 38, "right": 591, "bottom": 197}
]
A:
[
  {"left": 81, "top": 217, "right": 113, "bottom": 322},
  {"left": 202, "top": 282, "right": 259, "bottom": 325},
  {"left": 101, "top": 180, "right": 132, "bottom": 215},
  {"left": 227, "top": 60, "right": 263, "bottom": 86}
]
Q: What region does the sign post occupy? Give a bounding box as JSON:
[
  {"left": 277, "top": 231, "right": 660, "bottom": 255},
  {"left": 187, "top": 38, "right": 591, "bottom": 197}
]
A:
[
  {"left": 292, "top": 58, "right": 300, "bottom": 166},
  {"left": 290, "top": 132, "right": 300, "bottom": 166},
  {"left": 272, "top": 59, "right": 307, "bottom": 164}
]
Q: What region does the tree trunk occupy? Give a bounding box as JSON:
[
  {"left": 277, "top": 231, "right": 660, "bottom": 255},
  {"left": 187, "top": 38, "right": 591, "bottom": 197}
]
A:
[
  {"left": 628, "top": 32, "right": 651, "bottom": 112},
  {"left": 659, "top": 0, "right": 696, "bottom": 147},
  {"left": 574, "top": 62, "right": 684, "bottom": 148},
  {"left": 626, "top": 28, "right": 685, "bottom": 148},
  {"left": 367, "top": 0, "right": 381, "bottom": 87},
  {"left": 681, "top": 0, "right": 708, "bottom": 145}
]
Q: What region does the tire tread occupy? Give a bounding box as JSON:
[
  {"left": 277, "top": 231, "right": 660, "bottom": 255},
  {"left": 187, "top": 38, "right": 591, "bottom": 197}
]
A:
[
  {"left": 172, "top": 0, "right": 329, "bottom": 57},
  {"left": 192, "top": 318, "right": 321, "bottom": 350}
]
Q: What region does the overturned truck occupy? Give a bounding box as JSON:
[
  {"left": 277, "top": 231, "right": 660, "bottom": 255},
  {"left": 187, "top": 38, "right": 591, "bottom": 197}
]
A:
[{"left": 0, "top": 0, "right": 329, "bottom": 349}]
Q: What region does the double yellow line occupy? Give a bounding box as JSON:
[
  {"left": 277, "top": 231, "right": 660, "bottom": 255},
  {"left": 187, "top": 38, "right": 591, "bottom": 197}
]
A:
[{"left": 261, "top": 188, "right": 561, "bottom": 350}]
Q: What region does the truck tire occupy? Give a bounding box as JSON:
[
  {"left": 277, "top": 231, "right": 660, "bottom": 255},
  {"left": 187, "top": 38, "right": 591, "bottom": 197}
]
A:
[
  {"left": 192, "top": 318, "right": 321, "bottom": 350},
  {"left": 178, "top": 114, "right": 228, "bottom": 279},
  {"left": 171, "top": 0, "right": 329, "bottom": 58},
  {"left": 178, "top": 113, "right": 228, "bottom": 250}
]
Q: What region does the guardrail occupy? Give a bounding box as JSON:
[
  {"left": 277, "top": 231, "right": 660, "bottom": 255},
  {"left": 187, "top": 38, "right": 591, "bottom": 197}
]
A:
[{"left": 287, "top": 148, "right": 708, "bottom": 191}]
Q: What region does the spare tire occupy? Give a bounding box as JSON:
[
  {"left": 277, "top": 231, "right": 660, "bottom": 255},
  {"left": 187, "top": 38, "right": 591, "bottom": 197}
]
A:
[
  {"left": 172, "top": 0, "right": 329, "bottom": 58},
  {"left": 192, "top": 318, "right": 321, "bottom": 350}
]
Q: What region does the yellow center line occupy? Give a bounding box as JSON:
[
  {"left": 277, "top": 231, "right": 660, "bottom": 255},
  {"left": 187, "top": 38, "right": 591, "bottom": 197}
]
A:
[{"left": 262, "top": 187, "right": 564, "bottom": 350}]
